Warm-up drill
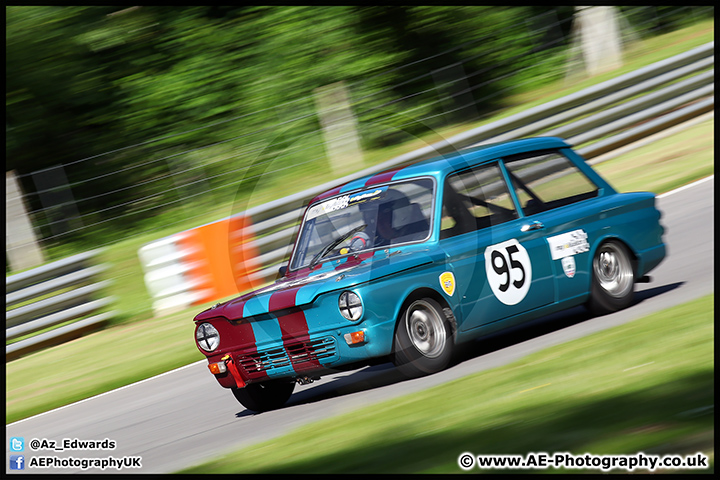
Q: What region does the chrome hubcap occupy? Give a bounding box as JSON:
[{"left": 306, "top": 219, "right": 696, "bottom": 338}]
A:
[
  {"left": 594, "top": 243, "right": 633, "bottom": 298},
  {"left": 406, "top": 300, "right": 446, "bottom": 358}
]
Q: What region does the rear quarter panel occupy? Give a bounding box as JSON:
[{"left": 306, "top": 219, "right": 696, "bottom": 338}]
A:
[{"left": 579, "top": 192, "right": 665, "bottom": 288}]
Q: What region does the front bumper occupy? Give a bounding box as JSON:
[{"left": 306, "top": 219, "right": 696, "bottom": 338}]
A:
[{"left": 206, "top": 319, "right": 395, "bottom": 389}]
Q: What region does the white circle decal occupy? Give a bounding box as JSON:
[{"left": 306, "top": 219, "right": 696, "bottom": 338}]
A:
[{"left": 484, "top": 238, "right": 532, "bottom": 305}]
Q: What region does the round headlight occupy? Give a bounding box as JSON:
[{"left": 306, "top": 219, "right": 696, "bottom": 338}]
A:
[
  {"left": 196, "top": 323, "right": 220, "bottom": 352},
  {"left": 339, "top": 291, "right": 363, "bottom": 321}
]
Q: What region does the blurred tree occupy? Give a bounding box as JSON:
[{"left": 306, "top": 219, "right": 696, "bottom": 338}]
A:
[
  {"left": 7, "top": 6, "right": 135, "bottom": 244},
  {"left": 6, "top": 6, "right": 120, "bottom": 173},
  {"left": 6, "top": 5, "right": 706, "bottom": 251}
]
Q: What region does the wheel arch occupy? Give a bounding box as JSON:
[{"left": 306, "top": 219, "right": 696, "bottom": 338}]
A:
[{"left": 391, "top": 287, "right": 458, "bottom": 355}]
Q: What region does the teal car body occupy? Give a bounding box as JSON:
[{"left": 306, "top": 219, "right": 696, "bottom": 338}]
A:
[{"left": 194, "top": 137, "right": 665, "bottom": 411}]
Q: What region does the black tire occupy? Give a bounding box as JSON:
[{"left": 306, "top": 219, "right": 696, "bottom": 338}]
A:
[
  {"left": 393, "top": 298, "right": 453, "bottom": 377},
  {"left": 586, "top": 240, "right": 635, "bottom": 315},
  {"left": 231, "top": 380, "right": 295, "bottom": 412}
]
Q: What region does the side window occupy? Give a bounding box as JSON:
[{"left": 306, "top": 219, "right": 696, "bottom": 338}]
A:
[
  {"left": 503, "top": 150, "right": 599, "bottom": 216},
  {"left": 441, "top": 162, "right": 518, "bottom": 239}
]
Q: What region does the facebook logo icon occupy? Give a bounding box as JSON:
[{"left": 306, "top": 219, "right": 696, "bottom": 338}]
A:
[{"left": 10, "top": 455, "right": 25, "bottom": 470}]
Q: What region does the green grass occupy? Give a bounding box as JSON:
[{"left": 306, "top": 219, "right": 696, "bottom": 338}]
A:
[
  {"left": 180, "top": 294, "right": 714, "bottom": 474},
  {"left": 593, "top": 118, "right": 715, "bottom": 195},
  {"left": 5, "top": 20, "right": 714, "bottom": 424}
]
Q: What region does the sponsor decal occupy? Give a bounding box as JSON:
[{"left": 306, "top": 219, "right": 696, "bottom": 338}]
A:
[
  {"left": 562, "top": 256, "right": 576, "bottom": 278},
  {"left": 439, "top": 271, "right": 456, "bottom": 296},
  {"left": 306, "top": 186, "right": 388, "bottom": 220},
  {"left": 484, "top": 239, "right": 532, "bottom": 306},
  {"left": 547, "top": 229, "right": 589, "bottom": 260},
  {"left": 306, "top": 195, "right": 349, "bottom": 220},
  {"left": 348, "top": 186, "right": 388, "bottom": 206}
]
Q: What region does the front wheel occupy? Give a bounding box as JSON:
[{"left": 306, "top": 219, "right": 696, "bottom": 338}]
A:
[
  {"left": 586, "top": 240, "right": 635, "bottom": 315},
  {"left": 231, "top": 380, "right": 295, "bottom": 413},
  {"left": 393, "top": 298, "right": 453, "bottom": 377}
]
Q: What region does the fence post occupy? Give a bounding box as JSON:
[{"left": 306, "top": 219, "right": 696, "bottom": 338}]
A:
[
  {"left": 576, "top": 6, "right": 623, "bottom": 76},
  {"left": 6, "top": 171, "right": 44, "bottom": 272},
  {"left": 31, "top": 165, "right": 83, "bottom": 237},
  {"left": 313, "top": 81, "right": 364, "bottom": 177}
]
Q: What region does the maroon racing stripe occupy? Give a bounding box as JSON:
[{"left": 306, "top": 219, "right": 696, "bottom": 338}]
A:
[
  {"left": 268, "top": 286, "right": 303, "bottom": 313},
  {"left": 268, "top": 286, "right": 323, "bottom": 373},
  {"left": 364, "top": 166, "right": 403, "bottom": 187},
  {"left": 309, "top": 185, "right": 344, "bottom": 205}
]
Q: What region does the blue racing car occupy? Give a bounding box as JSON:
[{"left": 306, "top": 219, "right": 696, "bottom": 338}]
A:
[{"left": 193, "top": 137, "right": 666, "bottom": 412}]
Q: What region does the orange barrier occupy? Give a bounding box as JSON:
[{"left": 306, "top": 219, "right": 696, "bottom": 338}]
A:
[{"left": 177, "top": 215, "right": 260, "bottom": 305}]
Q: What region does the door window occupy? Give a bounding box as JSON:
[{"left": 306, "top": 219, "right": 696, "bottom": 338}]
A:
[
  {"left": 441, "top": 162, "right": 518, "bottom": 239},
  {"left": 503, "top": 151, "right": 598, "bottom": 216}
]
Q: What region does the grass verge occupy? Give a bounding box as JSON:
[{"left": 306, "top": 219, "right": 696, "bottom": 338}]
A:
[{"left": 180, "top": 294, "right": 714, "bottom": 474}]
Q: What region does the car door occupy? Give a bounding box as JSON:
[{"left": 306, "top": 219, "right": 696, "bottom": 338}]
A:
[
  {"left": 501, "top": 149, "right": 603, "bottom": 304},
  {"left": 438, "top": 161, "right": 555, "bottom": 333}
]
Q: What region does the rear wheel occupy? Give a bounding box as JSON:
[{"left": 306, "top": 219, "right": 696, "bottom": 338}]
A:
[
  {"left": 231, "top": 380, "right": 295, "bottom": 412},
  {"left": 393, "top": 298, "right": 453, "bottom": 377},
  {"left": 586, "top": 240, "right": 635, "bottom": 315}
]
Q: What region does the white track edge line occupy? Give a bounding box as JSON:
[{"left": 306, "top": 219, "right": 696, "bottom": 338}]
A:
[
  {"left": 657, "top": 175, "right": 713, "bottom": 198},
  {"left": 8, "top": 360, "right": 207, "bottom": 426}
]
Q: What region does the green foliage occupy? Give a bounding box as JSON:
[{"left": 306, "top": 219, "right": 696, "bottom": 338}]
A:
[
  {"left": 619, "top": 5, "right": 714, "bottom": 38},
  {"left": 5, "top": 6, "right": 712, "bottom": 256}
]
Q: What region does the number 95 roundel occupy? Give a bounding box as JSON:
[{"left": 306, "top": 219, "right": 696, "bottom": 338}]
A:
[{"left": 484, "top": 239, "right": 532, "bottom": 305}]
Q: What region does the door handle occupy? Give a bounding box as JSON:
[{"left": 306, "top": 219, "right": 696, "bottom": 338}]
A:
[{"left": 521, "top": 221, "right": 544, "bottom": 232}]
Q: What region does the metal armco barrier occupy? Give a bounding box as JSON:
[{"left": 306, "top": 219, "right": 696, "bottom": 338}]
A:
[
  {"left": 6, "top": 249, "right": 116, "bottom": 361},
  {"left": 139, "top": 42, "right": 714, "bottom": 313}
]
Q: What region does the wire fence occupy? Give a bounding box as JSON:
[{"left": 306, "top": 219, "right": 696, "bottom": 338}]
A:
[{"left": 6, "top": 5, "right": 713, "bottom": 273}]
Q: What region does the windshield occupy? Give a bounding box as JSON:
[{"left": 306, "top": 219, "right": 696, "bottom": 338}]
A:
[{"left": 290, "top": 178, "right": 435, "bottom": 270}]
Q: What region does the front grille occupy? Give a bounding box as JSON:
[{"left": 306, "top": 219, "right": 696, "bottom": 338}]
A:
[{"left": 237, "top": 336, "right": 337, "bottom": 377}]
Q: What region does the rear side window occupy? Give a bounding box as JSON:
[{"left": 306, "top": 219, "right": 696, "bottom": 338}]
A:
[
  {"left": 503, "top": 150, "right": 598, "bottom": 216},
  {"left": 441, "top": 162, "right": 518, "bottom": 239}
]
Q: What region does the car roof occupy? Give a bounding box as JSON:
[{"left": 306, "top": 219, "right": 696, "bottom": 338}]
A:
[{"left": 311, "top": 137, "right": 571, "bottom": 204}]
